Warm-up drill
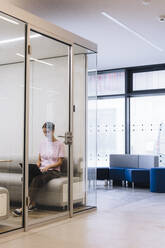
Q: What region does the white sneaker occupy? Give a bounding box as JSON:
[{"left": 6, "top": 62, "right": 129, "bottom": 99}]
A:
[{"left": 13, "top": 208, "right": 22, "bottom": 217}]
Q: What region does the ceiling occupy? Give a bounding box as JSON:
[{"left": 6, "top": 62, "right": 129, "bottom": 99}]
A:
[
  {"left": 0, "top": 17, "right": 69, "bottom": 65},
  {"left": 0, "top": 13, "right": 91, "bottom": 65},
  {"left": 6, "top": 0, "right": 165, "bottom": 70}
]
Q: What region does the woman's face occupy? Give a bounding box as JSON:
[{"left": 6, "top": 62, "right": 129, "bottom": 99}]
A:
[{"left": 42, "top": 127, "right": 54, "bottom": 139}]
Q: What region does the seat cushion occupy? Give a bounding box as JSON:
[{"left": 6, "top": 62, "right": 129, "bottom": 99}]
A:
[
  {"left": 150, "top": 168, "right": 165, "bottom": 193},
  {"left": 0, "top": 173, "right": 22, "bottom": 202},
  {"left": 109, "top": 167, "right": 125, "bottom": 181},
  {"left": 139, "top": 155, "right": 159, "bottom": 169},
  {"left": 0, "top": 173, "right": 83, "bottom": 207},
  {"left": 125, "top": 168, "right": 150, "bottom": 184},
  {"left": 110, "top": 154, "right": 139, "bottom": 168},
  {"left": 0, "top": 161, "right": 22, "bottom": 174},
  {"left": 97, "top": 167, "right": 110, "bottom": 180},
  {"left": 0, "top": 187, "right": 9, "bottom": 220},
  {"left": 36, "top": 176, "right": 82, "bottom": 207}
]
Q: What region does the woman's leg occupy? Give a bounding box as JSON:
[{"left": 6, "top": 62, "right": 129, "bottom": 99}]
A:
[
  {"left": 13, "top": 164, "right": 42, "bottom": 216},
  {"left": 29, "top": 170, "right": 61, "bottom": 206},
  {"left": 28, "top": 164, "right": 42, "bottom": 186}
]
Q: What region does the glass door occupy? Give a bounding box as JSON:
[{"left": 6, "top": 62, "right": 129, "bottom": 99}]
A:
[
  {"left": 0, "top": 12, "right": 25, "bottom": 233},
  {"left": 72, "top": 44, "right": 97, "bottom": 213},
  {"left": 27, "top": 29, "right": 70, "bottom": 225}
]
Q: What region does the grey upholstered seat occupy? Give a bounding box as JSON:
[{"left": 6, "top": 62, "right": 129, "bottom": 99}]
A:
[
  {"left": 0, "top": 187, "right": 9, "bottom": 221},
  {"left": 0, "top": 158, "right": 84, "bottom": 207}
]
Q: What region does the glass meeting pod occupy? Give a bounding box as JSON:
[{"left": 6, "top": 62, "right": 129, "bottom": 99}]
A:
[{"left": 0, "top": 2, "right": 97, "bottom": 234}]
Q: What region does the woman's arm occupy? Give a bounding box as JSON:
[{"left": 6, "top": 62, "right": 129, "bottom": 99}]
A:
[
  {"left": 36, "top": 154, "right": 41, "bottom": 168},
  {"left": 41, "top": 157, "right": 63, "bottom": 172}
]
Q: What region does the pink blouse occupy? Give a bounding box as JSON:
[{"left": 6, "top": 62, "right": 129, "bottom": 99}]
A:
[{"left": 39, "top": 139, "right": 65, "bottom": 171}]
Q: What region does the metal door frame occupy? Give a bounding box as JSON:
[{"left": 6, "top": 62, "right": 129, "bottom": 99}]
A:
[{"left": 24, "top": 24, "right": 74, "bottom": 230}]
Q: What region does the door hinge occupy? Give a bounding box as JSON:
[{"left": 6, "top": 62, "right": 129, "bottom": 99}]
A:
[
  {"left": 73, "top": 105, "right": 76, "bottom": 112},
  {"left": 28, "top": 45, "right": 32, "bottom": 55},
  {"left": 64, "top": 132, "right": 73, "bottom": 145}
]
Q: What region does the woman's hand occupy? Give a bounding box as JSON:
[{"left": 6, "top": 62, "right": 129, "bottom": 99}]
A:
[
  {"left": 37, "top": 154, "right": 41, "bottom": 168},
  {"left": 41, "top": 166, "right": 49, "bottom": 172},
  {"left": 36, "top": 161, "right": 41, "bottom": 168}
]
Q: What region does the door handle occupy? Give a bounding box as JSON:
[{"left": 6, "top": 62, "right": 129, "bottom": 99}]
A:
[{"left": 58, "top": 132, "right": 73, "bottom": 145}]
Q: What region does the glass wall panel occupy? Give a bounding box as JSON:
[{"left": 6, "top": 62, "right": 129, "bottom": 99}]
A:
[
  {"left": 87, "top": 52, "right": 97, "bottom": 208},
  {"left": 133, "top": 70, "right": 165, "bottom": 91},
  {"left": 89, "top": 70, "right": 125, "bottom": 96},
  {"left": 73, "top": 45, "right": 97, "bottom": 212},
  {"left": 0, "top": 13, "right": 25, "bottom": 233},
  {"left": 28, "top": 30, "right": 70, "bottom": 225},
  {"left": 130, "top": 95, "right": 165, "bottom": 166},
  {"left": 97, "top": 98, "right": 125, "bottom": 167}
]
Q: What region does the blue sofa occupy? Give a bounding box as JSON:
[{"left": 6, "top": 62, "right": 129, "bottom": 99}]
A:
[
  {"left": 97, "top": 167, "right": 110, "bottom": 181},
  {"left": 150, "top": 168, "right": 165, "bottom": 193},
  {"left": 109, "top": 154, "right": 159, "bottom": 188},
  {"left": 125, "top": 169, "right": 150, "bottom": 188}
]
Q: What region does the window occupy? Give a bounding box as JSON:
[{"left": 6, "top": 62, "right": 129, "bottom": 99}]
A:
[
  {"left": 133, "top": 70, "right": 165, "bottom": 91},
  {"left": 97, "top": 98, "right": 125, "bottom": 167},
  {"left": 130, "top": 95, "right": 165, "bottom": 166},
  {"left": 88, "top": 72, "right": 97, "bottom": 97},
  {"left": 88, "top": 70, "right": 125, "bottom": 96},
  {"left": 88, "top": 70, "right": 125, "bottom": 168},
  {"left": 88, "top": 99, "right": 97, "bottom": 167}
]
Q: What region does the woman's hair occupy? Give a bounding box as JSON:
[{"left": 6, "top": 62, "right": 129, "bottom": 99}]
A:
[{"left": 42, "top": 122, "right": 55, "bottom": 131}]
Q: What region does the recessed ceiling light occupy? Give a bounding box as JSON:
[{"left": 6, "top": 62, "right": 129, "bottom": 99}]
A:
[
  {"left": 88, "top": 69, "right": 97, "bottom": 72},
  {"left": 0, "top": 15, "right": 19, "bottom": 25},
  {"left": 16, "top": 53, "right": 54, "bottom": 66},
  {"left": 142, "top": 0, "right": 151, "bottom": 5},
  {"left": 30, "top": 34, "right": 42, "bottom": 39},
  {"left": 101, "top": 11, "right": 163, "bottom": 52},
  {"left": 16, "top": 53, "right": 24, "bottom": 58},
  {"left": 30, "top": 57, "right": 53, "bottom": 66},
  {"left": 0, "top": 34, "right": 41, "bottom": 45},
  {"left": 0, "top": 37, "right": 24, "bottom": 45}
]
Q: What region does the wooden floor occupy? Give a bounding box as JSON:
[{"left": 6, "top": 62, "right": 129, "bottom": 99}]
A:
[
  {"left": 0, "top": 204, "right": 92, "bottom": 233},
  {"left": 0, "top": 207, "right": 66, "bottom": 233},
  {"left": 1, "top": 182, "right": 165, "bottom": 247}
]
